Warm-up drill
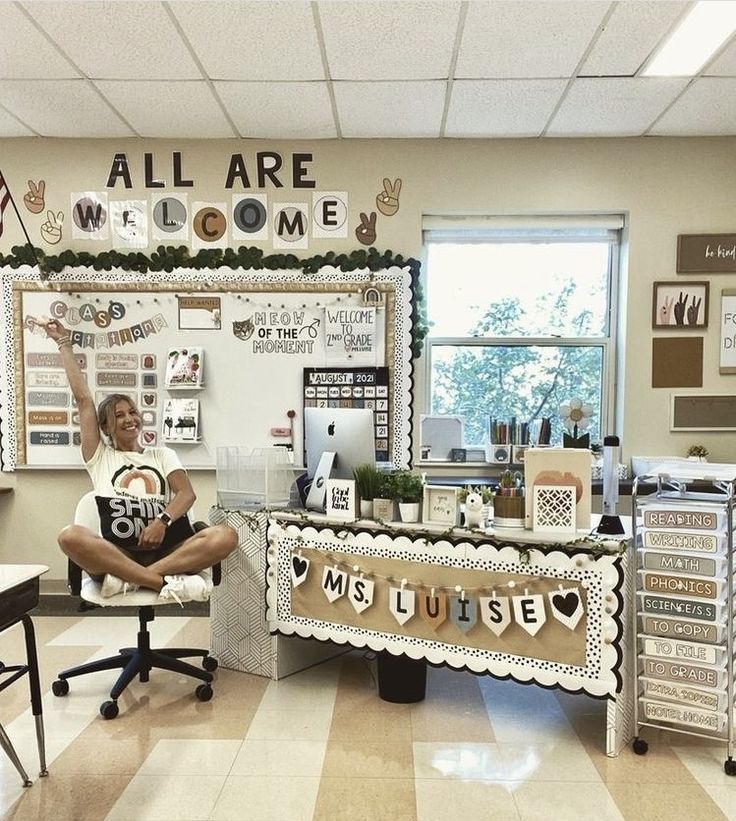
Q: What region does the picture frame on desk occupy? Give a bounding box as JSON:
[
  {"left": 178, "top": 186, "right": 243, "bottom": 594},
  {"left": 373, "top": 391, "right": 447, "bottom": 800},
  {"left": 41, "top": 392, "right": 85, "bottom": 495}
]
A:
[
  {"left": 489, "top": 444, "right": 511, "bottom": 464},
  {"left": 422, "top": 485, "right": 461, "bottom": 526},
  {"left": 325, "top": 479, "right": 356, "bottom": 520}
]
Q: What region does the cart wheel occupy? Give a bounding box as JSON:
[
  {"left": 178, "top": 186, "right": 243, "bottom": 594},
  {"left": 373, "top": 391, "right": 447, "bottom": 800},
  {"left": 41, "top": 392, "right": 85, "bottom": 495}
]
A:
[
  {"left": 724, "top": 758, "right": 736, "bottom": 776},
  {"left": 100, "top": 700, "right": 119, "bottom": 720},
  {"left": 202, "top": 655, "right": 218, "bottom": 672},
  {"left": 52, "top": 678, "right": 69, "bottom": 697},
  {"left": 195, "top": 683, "right": 213, "bottom": 702},
  {"left": 632, "top": 737, "right": 648, "bottom": 755}
]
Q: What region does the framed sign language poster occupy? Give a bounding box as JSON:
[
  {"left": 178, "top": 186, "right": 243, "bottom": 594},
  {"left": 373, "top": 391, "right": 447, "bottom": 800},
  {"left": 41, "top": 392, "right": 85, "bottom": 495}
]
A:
[{"left": 652, "top": 281, "right": 708, "bottom": 329}]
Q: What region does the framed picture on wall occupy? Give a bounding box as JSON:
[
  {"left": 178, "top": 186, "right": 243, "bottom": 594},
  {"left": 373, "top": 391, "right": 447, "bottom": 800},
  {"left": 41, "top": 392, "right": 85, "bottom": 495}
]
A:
[{"left": 652, "top": 281, "right": 709, "bottom": 329}]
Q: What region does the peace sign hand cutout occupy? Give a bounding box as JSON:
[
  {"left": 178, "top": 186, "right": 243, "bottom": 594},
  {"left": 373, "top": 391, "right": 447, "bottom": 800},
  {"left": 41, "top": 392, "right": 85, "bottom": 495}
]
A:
[
  {"left": 355, "top": 211, "right": 377, "bottom": 245},
  {"left": 41, "top": 210, "right": 64, "bottom": 245},
  {"left": 24, "top": 179, "right": 45, "bottom": 214},
  {"left": 376, "top": 178, "right": 401, "bottom": 216}
]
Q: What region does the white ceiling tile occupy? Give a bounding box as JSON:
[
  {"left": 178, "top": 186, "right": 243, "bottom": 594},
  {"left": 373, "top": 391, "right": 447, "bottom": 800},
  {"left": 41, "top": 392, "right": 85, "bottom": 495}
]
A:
[
  {"left": 456, "top": 1, "right": 609, "bottom": 79},
  {"left": 704, "top": 37, "right": 736, "bottom": 77},
  {"left": 446, "top": 79, "right": 566, "bottom": 137},
  {"left": 0, "top": 106, "right": 36, "bottom": 137},
  {"left": 320, "top": 1, "right": 461, "bottom": 80},
  {"left": 95, "top": 81, "right": 234, "bottom": 138},
  {"left": 22, "top": 1, "right": 201, "bottom": 80},
  {"left": 215, "top": 82, "right": 336, "bottom": 138},
  {"left": 547, "top": 77, "right": 687, "bottom": 136},
  {"left": 580, "top": 1, "right": 687, "bottom": 77},
  {"left": 334, "top": 81, "right": 445, "bottom": 137},
  {"left": 650, "top": 78, "right": 736, "bottom": 135},
  {"left": 171, "top": 1, "right": 325, "bottom": 81},
  {"left": 0, "top": 3, "right": 79, "bottom": 79},
  {"left": 0, "top": 80, "right": 133, "bottom": 137}
]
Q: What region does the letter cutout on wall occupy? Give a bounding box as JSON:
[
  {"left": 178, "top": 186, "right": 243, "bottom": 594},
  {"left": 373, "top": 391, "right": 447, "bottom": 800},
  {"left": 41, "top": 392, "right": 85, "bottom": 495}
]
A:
[
  {"left": 418, "top": 590, "right": 447, "bottom": 630},
  {"left": 389, "top": 586, "right": 415, "bottom": 626},
  {"left": 449, "top": 595, "right": 478, "bottom": 634},
  {"left": 349, "top": 574, "right": 375, "bottom": 614},
  {"left": 321, "top": 566, "right": 347, "bottom": 602},
  {"left": 512, "top": 594, "right": 547, "bottom": 637},
  {"left": 479, "top": 595, "right": 512, "bottom": 637}
]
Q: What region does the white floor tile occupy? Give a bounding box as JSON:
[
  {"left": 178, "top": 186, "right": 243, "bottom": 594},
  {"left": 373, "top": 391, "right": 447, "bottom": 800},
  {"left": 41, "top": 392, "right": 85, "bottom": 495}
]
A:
[
  {"left": 413, "top": 742, "right": 505, "bottom": 780},
  {"left": 415, "top": 778, "right": 520, "bottom": 821},
  {"left": 512, "top": 781, "right": 624, "bottom": 821},
  {"left": 105, "top": 774, "right": 226, "bottom": 821},
  {"left": 672, "top": 744, "right": 736, "bottom": 787},
  {"left": 210, "top": 775, "right": 320, "bottom": 821},
  {"left": 497, "top": 741, "right": 602, "bottom": 782},
  {"left": 231, "top": 738, "right": 327, "bottom": 777},
  {"left": 139, "top": 739, "right": 242, "bottom": 776}
]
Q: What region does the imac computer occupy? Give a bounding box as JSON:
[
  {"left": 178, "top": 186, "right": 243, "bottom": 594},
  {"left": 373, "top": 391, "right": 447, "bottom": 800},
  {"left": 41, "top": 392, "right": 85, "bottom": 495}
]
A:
[{"left": 304, "top": 407, "right": 376, "bottom": 510}]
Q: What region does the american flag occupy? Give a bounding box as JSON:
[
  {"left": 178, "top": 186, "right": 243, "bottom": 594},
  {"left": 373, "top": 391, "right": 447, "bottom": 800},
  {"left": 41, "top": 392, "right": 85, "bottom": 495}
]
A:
[{"left": 0, "top": 172, "right": 10, "bottom": 238}]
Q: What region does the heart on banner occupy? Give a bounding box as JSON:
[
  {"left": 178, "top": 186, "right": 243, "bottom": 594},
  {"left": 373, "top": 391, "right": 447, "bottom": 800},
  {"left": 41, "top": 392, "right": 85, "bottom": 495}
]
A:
[
  {"left": 291, "top": 555, "right": 310, "bottom": 588},
  {"left": 548, "top": 587, "right": 584, "bottom": 630}
]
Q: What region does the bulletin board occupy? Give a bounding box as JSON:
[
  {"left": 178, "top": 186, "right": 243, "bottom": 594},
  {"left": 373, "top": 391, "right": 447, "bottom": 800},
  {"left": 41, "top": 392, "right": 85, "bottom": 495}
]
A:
[
  {"left": 0, "top": 264, "right": 414, "bottom": 470},
  {"left": 670, "top": 393, "right": 736, "bottom": 432}
]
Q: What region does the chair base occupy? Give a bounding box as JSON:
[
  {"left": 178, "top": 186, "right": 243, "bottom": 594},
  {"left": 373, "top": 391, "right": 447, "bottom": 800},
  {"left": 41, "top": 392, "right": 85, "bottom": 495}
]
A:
[{"left": 52, "top": 605, "right": 216, "bottom": 717}]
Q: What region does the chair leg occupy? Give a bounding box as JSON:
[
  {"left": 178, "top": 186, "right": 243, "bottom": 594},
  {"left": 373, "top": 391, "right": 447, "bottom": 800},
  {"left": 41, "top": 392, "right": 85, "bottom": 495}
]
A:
[
  {"left": 156, "top": 647, "right": 208, "bottom": 661},
  {"left": 109, "top": 653, "right": 147, "bottom": 701},
  {"left": 149, "top": 651, "right": 213, "bottom": 683},
  {"left": 58, "top": 652, "right": 132, "bottom": 681},
  {"left": 0, "top": 722, "right": 32, "bottom": 787}
]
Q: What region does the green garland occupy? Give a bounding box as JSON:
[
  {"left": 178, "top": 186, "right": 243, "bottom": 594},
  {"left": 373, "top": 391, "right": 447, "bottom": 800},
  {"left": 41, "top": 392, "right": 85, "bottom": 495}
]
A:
[{"left": 0, "top": 244, "right": 430, "bottom": 357}]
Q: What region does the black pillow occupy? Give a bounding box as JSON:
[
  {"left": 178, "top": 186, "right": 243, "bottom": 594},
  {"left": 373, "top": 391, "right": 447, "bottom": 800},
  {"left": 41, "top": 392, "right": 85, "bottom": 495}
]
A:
[{"left": 95, "top": 496, "right": 194, "bottom": 551}]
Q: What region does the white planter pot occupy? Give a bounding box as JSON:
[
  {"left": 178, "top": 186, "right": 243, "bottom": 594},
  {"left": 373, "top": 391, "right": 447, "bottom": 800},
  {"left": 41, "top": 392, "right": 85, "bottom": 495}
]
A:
[
  {"left": 359, "top": 499, "right": 374, "bottom": 519},
  {"left": 398, "top": 502, "right": 420, "bottom": 523}
]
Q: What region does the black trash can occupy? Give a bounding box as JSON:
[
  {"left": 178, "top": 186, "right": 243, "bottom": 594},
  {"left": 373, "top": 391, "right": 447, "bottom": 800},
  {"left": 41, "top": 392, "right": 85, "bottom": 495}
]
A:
[{"left": 376, "top": 652, "right": 427, "bottom": 703}]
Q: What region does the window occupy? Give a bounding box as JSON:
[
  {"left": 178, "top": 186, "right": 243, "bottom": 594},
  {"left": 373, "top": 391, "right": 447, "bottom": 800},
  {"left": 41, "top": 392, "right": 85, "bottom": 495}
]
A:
[{"left": 423, "top": 217, "right": 622, "bottom": 449}]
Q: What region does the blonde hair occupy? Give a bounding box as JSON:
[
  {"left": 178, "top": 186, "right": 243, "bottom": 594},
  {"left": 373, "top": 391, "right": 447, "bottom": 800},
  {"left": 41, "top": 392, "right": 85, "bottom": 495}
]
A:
[{"left": 97, "top": 394, "right": 140, "bottom": 445}]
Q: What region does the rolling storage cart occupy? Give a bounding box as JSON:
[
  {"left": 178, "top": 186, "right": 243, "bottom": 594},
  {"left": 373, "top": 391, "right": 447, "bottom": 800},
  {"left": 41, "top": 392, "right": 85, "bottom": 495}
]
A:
[{"left": 631, "top": 463, "right": 736, "bottom": 774}]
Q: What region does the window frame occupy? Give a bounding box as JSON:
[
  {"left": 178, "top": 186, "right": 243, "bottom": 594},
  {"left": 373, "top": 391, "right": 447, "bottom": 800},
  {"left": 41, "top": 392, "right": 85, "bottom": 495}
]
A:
[{"left": 422, "top": 224, "right": 623, "bottom": 449}]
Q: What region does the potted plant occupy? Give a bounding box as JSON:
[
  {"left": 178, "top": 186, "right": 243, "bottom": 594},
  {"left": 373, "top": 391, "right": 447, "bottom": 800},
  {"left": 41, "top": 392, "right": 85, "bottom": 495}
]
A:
[
  {"left": 372, "top": 471, "right": 396, "bottom": 521},
  {"left": 686, "top": 444, "right": 709, "bottom": 462},
  {"left": 353, "top": 463, "right": 383, "bottom": 518},
  {"left": 492, "top": 470, "right": 525, "bottom": 528},
  {"left": 392, "top": 470, "right": 424, "bottom": 523}
]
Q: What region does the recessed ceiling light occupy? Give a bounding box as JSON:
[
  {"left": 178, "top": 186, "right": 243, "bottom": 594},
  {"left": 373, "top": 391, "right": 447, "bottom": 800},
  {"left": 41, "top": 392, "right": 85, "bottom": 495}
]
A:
[{"left": 643, "top": 0, "right": 736, "bottom": 77}]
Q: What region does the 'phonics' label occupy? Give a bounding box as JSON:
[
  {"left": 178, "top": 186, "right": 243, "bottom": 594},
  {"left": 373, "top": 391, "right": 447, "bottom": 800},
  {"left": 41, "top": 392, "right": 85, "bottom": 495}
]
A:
[{"left": 643, "top": 573, "right": 718, "bottom": 599}]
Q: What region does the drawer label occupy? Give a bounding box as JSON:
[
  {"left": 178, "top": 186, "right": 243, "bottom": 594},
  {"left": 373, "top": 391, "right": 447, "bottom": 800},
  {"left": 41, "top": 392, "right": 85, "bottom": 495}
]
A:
[
  {"left": 643, "top": 680, "right": 721, "bottom": 711},
  {"left": 643, "top": 658, "right": 721, "bottom": 687},
  {"left": 643, "top": 510, "right": 718, "bottom": 530},
  {"left": 642, "top": 636, "right": 719, "bottom": 665},
  {"left": 642, "top": 530, "right": 719, "bottom": 553},
  {"left": 643, "top": 700, "right": 722, "bottom": 732},
  {"left": 643, "top": 552, "right": 716, "bottom": 576},
  {"left": 643, "top": 573, "right": 718, "bottom": 599},
  {"left": 641, "top": 616, "right": 719, "bottom": 643},
  {"left": 642, "top": 595, "right": 717, "bottom": 621}
]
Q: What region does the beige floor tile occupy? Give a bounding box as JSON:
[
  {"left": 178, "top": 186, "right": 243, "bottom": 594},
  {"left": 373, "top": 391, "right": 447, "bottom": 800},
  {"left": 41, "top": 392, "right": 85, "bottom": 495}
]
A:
[
  {"left": 4, "top": 773, "right": 133, "bottom": 821},
  {"left": 322, "top": 737, "right": 414, "bottom": 779},
  {"left": 498, "top": 741, "right": 602, "bottom": 782},
  {"left": 138, "top": 738, "right": 242, "bottom": 775},
  {"left": 415, "top": 778, "right": 520, "bottom": 821},
  {"left": 105, "top": 774, "right": 226, "bottom": 821},
  {"left": 231, "top": 738, "right": 327, "bottom": 777},
  {"left": 313, "top": 776, "right": 417, "bottom": 821},
  {"left": 211, "top": 775, "right": 321, "bottom": 821},
  {"left": 512, "top": 781, "right": 624, "bottom": 821},
  {"left": 593, "top": 744, "right": 698, "bottom": 785},
  {"left": 329, "top": 702, "right": 412, "bottom": 742},
  {"left": 47, "top": 616, "right": 189, "bottom": 648},
  {"left": 702, "top": 785, "right": 736, "bottom": 821},
  {"left": 672, "top": 744, "right": 736, "bottom": 786},
  {"left": 606, "top": 781, "right": 729, "bottom": 821},
  {"left": 413, "top": 742, "right": 505, "bottom": 781}
]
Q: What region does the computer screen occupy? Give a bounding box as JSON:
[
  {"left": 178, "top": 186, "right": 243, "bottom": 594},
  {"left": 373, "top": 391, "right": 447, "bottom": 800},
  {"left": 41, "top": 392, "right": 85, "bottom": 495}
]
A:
[{"left": 304, "top": 407, "right": 376, "bottom": 480}]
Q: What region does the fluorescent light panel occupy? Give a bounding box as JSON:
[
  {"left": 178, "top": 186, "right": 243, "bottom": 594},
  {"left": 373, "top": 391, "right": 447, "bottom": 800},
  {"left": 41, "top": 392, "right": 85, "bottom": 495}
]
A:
[{"left": 643, "top": 0, "right": 736, "bottom": 77}]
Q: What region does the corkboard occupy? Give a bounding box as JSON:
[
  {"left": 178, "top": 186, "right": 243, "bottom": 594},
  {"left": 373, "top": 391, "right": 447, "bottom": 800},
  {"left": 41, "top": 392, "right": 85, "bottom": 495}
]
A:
[{"left": 652, "top": 337, "right": 703, "bottom": 388}]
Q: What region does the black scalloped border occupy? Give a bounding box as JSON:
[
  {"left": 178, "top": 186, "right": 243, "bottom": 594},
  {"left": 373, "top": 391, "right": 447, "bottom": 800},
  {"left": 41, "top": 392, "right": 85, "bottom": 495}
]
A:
[{"left": 265, "top": 519, "right": 626, "bottom": 700}]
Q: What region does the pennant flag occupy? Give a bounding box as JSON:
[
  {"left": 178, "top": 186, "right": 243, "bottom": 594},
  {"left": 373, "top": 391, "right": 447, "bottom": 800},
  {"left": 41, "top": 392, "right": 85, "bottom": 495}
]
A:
[
  {"left": 291, "top": 554, "right": 310, "bottom": 588},
  {"left": 548, "top": 587, "right": 585, "bottom": 630},
  {"left": 512, "top": 593, "right": 547, "bottom": 637},
  {"left": 321, "top": 566, "right": 348, "bottom": 602},
  {"left": 0, "top": 172, "right": 10, "bottom": 238},
  {"left": 449, "top": 595, "right": 478, "bottom": 634},
  {"left": 389, "top": 586, "right": 415, "bottom": 626},
  {"left": 479, "top": 595, "right": 512, "bottom": 636},
  {"left": 348, "top": 574, "right": 375, "bottom": 614},
  {"left": 418, "top": 590, "right": 447, "bottom": 630}
]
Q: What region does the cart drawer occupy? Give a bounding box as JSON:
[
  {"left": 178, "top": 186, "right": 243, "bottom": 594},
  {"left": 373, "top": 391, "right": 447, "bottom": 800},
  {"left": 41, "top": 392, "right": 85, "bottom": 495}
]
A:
[
  {"left": 640, "top": 677, "right": 727, "bottom": 713},
  {"left": 638, "top": 528, "right": 728, "bottom": 554},
  {"left": 639, "top": 570, "right": 726, "bottom": 600},
  {"left": 640, "top": 506, "right": 729, "bottom": 533},
  {"left": 639, "top": 614, "right": 726, "bottom": 645},
  {"left": 638, "top": 591, "right": 732, "bottom": 623},
  {"left": 640, "top": 655, "right": 728, "bottom": 689},
  {"left": 640, "top": 698, "right": 727, "bottom": 736},
  {"left": 640, "top": 550, "right": 726, "bottom": 578},
  {"left": 639, "top": 634, "right": 727, "bottom": 666}
]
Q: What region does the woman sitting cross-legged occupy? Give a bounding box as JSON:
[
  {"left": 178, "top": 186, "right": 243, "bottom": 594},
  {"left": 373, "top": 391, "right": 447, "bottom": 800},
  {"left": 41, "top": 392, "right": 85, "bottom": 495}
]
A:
[{"left": 39, "top": 316, "right": 238, "bottom": 604}]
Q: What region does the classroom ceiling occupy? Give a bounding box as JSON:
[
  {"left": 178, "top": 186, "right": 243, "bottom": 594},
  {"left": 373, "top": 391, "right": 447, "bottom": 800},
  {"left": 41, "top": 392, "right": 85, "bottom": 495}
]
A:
[{"left": 0, "top": 0, "right": 735, "bottom": 140}]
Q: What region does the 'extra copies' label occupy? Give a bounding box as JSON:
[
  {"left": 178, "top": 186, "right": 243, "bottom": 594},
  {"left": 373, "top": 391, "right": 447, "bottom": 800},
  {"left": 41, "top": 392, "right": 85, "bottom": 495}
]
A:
[
  {"left": 642, "top": 530, "right": 720, "bottom": 553},
  {"left": 642, "top": 679, "right": 722, "bottom": 712}
]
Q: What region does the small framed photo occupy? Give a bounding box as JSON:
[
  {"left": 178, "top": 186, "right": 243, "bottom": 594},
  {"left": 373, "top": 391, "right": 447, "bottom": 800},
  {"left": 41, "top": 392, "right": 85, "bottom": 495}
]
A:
[
  {"left": 326, "top": 479, "right": 356, "bottom": 520},
  {"left": 422, "top": 485, "right": 461, "bottom": 526},
  {"left": 450, "top": 447, "right": 467, "bottom": 463},
  {"left": 652, "top": 281, "right": 709, "bottom": 329}
]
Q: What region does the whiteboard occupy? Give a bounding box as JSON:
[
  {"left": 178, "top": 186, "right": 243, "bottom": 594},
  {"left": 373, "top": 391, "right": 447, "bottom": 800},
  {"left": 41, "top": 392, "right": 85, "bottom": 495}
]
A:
[{"left": 1, "top": 265, "right": 414, "bottom": 470}]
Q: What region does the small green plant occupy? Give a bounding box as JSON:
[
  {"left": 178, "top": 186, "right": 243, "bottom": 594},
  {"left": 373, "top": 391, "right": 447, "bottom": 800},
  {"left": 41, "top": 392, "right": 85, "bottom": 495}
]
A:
[
  {"left": 686, "top": 444, "right": 709, "bottom": 458},
  {"left": 495, "top": 470, "right": 524, "bottom": 497},
  {"left": 392, "top": 470, "right": 424, "bottom": 503},
  {"left": 376, "top": 471, "right": 396, "bottom": 499},
  {"left": 352, "top": 463, "right": 383, "bottom": 500}
]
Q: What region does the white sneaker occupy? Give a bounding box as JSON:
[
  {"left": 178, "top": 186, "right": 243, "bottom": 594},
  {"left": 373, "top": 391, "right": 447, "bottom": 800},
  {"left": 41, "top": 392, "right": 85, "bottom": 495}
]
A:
[
  {"left": 159, "top": 574, "right": 211, "bottom": 607},
  {"left": 100, "top": 574, "right": 139, "bottom": 598}
]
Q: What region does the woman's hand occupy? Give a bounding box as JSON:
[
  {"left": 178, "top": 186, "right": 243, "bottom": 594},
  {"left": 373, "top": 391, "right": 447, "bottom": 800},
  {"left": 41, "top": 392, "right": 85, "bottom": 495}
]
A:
[
  {"left": 138, "top": 519, "right": 166, "bottom": 550},
  {"left": 39, "top": 317, "right": 69, "bottom": 343}
]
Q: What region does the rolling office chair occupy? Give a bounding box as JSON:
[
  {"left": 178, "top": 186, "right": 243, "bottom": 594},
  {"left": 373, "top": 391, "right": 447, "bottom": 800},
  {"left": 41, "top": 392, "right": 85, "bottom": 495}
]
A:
[{"left": 51, "top": 492, "right": 221, "bottom": 719}]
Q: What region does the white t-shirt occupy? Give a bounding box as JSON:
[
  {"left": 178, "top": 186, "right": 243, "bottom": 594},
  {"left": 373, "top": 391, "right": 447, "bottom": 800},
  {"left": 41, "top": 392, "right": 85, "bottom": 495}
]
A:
[{"left": 85, "top": 441, "right": 184, "bottom": 503}]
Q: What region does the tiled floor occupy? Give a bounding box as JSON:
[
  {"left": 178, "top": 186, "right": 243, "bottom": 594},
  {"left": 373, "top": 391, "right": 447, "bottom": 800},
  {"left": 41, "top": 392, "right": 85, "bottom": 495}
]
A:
[{"left": 1, "top": 614, "right": 735, "bottom": 820}]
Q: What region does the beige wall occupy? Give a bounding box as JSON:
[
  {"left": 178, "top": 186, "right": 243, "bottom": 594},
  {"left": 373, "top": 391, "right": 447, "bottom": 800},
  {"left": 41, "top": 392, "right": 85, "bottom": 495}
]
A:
[{"left": 1, "top": 136, "right": 734, "bottom": 578}]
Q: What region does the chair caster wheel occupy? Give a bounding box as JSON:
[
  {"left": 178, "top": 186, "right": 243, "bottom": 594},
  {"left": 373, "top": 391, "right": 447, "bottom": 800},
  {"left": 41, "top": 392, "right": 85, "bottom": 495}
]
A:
[
  {"left": 202, "top": 656, "right": 218, "bottom": 672},
  {"left": 195, "top": 683, "right": 213, "bottom": 702},
  {"left": 39, "top": 770, "right": 48, "bottom": 778},
  {"left": 100, "top": 700, "right": 119, "bottom": 720},
  {"left": 632, "top": 738, "right": 648, "bottom": 755},
  {"left": 22, "top": 780, "right": 32, "bottom": 788},
  {"left": 52, "top": 679, "right": 69, "bottom": 697},
  {"left": 724, "top": 758, "right": 736, "bottom": 776}
]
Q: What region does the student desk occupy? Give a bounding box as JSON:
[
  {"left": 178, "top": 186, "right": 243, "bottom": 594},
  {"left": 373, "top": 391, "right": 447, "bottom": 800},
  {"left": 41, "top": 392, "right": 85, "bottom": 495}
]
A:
[
  {"left": 0, "top": 564, "right": 48, "bottom": 786},
  {"left": 264, "top": 512, "right": 633, "bottom": 757}
]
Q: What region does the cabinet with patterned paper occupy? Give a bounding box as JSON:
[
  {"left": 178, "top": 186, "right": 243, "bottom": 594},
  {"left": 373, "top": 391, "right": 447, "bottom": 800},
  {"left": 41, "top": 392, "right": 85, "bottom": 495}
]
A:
[{"left": 631, "top": 465, "right": 736, "bottom": 775}]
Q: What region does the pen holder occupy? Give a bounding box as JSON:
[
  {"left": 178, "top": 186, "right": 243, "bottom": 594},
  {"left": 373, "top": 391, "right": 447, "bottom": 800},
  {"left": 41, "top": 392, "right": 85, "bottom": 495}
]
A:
[{"left": 492, "top": 495, "right": 525, "bottom": 528}]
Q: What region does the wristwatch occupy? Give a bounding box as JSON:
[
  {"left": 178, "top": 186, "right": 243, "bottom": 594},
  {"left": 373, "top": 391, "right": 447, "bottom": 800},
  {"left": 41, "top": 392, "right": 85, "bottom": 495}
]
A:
[{"left": 156, "top": 511, "right": 173, "bottom": 527}]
